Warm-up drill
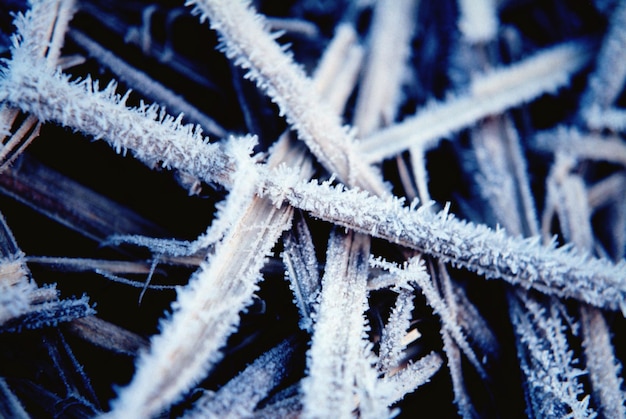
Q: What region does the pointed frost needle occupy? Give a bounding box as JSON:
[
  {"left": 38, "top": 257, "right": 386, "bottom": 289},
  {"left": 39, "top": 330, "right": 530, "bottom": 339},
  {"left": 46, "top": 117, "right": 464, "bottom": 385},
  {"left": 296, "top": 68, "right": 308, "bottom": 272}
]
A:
[{"left": 359, "top": 40, "right": 593, "bottom": 164}]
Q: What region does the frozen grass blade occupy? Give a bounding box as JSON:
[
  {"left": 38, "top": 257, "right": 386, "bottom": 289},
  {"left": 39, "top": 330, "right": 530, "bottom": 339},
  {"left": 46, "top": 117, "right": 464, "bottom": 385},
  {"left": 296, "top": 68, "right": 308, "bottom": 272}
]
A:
[
  {"left": 183, "top": 339, "right": 295, "bottom": 418},
  {"left": 359, "top": 40, "right": 593, "bottom": 164},
  {"left": 186, "top": 0, "right": 388, "bottom": 195},
  {"left": 261, "top": 175, "right": 626, "bottom": 311}
]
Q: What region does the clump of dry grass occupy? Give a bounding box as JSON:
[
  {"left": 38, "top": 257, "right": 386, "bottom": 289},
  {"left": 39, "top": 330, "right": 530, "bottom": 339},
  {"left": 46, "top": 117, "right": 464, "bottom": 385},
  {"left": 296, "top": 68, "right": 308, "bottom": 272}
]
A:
[{"left": 1, "top": 0, "right": 625, "bottom": 417}]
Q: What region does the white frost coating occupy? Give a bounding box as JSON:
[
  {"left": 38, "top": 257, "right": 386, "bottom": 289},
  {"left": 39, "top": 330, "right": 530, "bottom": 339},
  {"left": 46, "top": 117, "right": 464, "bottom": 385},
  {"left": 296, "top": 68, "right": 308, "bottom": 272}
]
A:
[
  {"left": 353, "top": 0, "right": 418, "bottom": 136},
  {"left": 186, "top": 0, "right": 388, "bottom": 196},
  {"left": 442, "top": 331, "right": 475, "bottom": 419},
  {"left": 260, "top": 174, "right": 626, "bottom": 312},
  {"left": 103, "top": 198, "right": 294, "bottom": 418},
  {"left": 580, "top": 305, "right": 626, "bottom": 419},
  {"left": 359, "top": 40, "right": 593, "bottom": 163},
  {"left": 282, "top": 215, "right": 321, "bottom": 332},
  {"left": 379, "top": 351, "right": 444, "bottom": 406},
  {"left": 511, "top": 292, "right": 596, "bottom": 418},
  {"left": 533, "top": 127, "right": 626, "bottom": 166},
  {"left": 583, "top": 105, "right": 626, "bottom": 132},
  {"left": 301, "top": 231, "right": 388, "bottom": 419},
  {"left": 0, "top": 55, "right": 235, "bottom": 188},
  {"left": 184, "top": 340, "right": 295, "bottom": 418},
  {"left": 371, "top": 257, "right": 486, "bottom": 379},
  {"left": 377, "top": 289, "right": 415, "bottom": 373},
  {"left": 457, "top": 0, "right": 498, "bottom": 43}
]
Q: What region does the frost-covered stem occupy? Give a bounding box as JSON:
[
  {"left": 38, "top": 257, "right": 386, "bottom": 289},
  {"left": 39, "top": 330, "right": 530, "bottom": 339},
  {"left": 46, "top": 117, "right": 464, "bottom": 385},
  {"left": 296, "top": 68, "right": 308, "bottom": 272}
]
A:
[
  {"left": 282, "top": 213, "right": 320, "bottom": 333},
  {"left": 409, "top": 146, "right": 432, "bottom": 204},
  {"left": 9, "top": 0, "right": 76, "bottom": 65},
  {"left": 353, "top": 0, "right": 418, "bottom": 136},
  {"left": 440, "top": 262, "right": 498, "bottom": 360},
  {"left": 0, "top": 55, "right": 236, "bottom": 187},
  {"left": 301, "top": 230, "right": 386, "bottom": 418},
  {"left": 0, "top": 378, "right": 29, "bottom": 419},
  {"left": 260, "top": 175, "right": 626, "bottom": 311},
  {"left": 187, "top": 0, "right": 388, "bottom": 195},
  {"left": 183, "top": 339, "right": 295, "bottom": 418},
  {"left": 583, "top": 106, "right": 626, "bottom": 131},
  {"left": 553, "top": 167, "right": 626, "bottom": 419},
  {"left": 69, "top": 30, "right": 227, "bottom": 138},
  {"left": 359, "top": 40, "right": 592, "bottom": 163},
  {"left": 533, "top": 127, "right": 626, "bottom": 167},
  {"left": 377, "top": 289, "right": 415, "bottom": 374},
  {"left": 0, "top": 115, "right": 41, "bottom": 173},
  {"left": 313, "top": 24, "right": 364, "bottom": 115},
  {"left": 580, "top": 305, "right": 626, "bottom": 419},
  {"left": 372, "top": 257, "right": 486, "bottom": 379},
  {"left": 441, "top": 331, "right": 475, "bottom": 419},
  {"left": 510, "top": 292, "right": 596, "bottom": 418},
  {"left": 104, "top": 133, "right": 313, "bottom": 418},
  {"left": 44, "top": 0, "right": 76, "bottom": 66},
  {"left": 0, "top": 0, "right": 73, "bottom": 170},
  {"left": 555, "top": 173, "right": 594, "bottom": 250},
  {"left": 378, "top": 351, "right": 444, "bottom": 406},
  {"left": 103, "top": 197, "right": 295, "bottom": 418}
]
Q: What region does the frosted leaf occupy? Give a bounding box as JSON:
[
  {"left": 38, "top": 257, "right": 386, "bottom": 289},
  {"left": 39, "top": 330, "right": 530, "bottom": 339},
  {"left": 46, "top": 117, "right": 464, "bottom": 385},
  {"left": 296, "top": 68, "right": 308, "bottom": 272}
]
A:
[
  {"left": 301, "top": 230, "right": 388, "bottom": 419},
  {"left": 104, "top": 197, "right": 294, "bottom": 418},
  {"left": 372, "top": 256, "right": 487, "bottom": 379},
  {"left": 282, "top": 213, "right": 321, "bottom": 332},
  {"left": 359, "top": 40, "right": 593, "bottom": 164},
  {"left": 183, "top": 339, "right": 295, "bottom": 418},
  {"left": 377, "top": 289, "right": 415, "bottom": 373},
  {"left": 510, "top": 291, "right": 596, "bottom": 419},
  {"left": 261, "top": 176, "right": 626, "bottom": 311},
  {"left": 379, "top": 351, "right": 444, "bottom": 406},
  {"left": 186, "top": 0, "right": 389, "bottom": 196}
]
